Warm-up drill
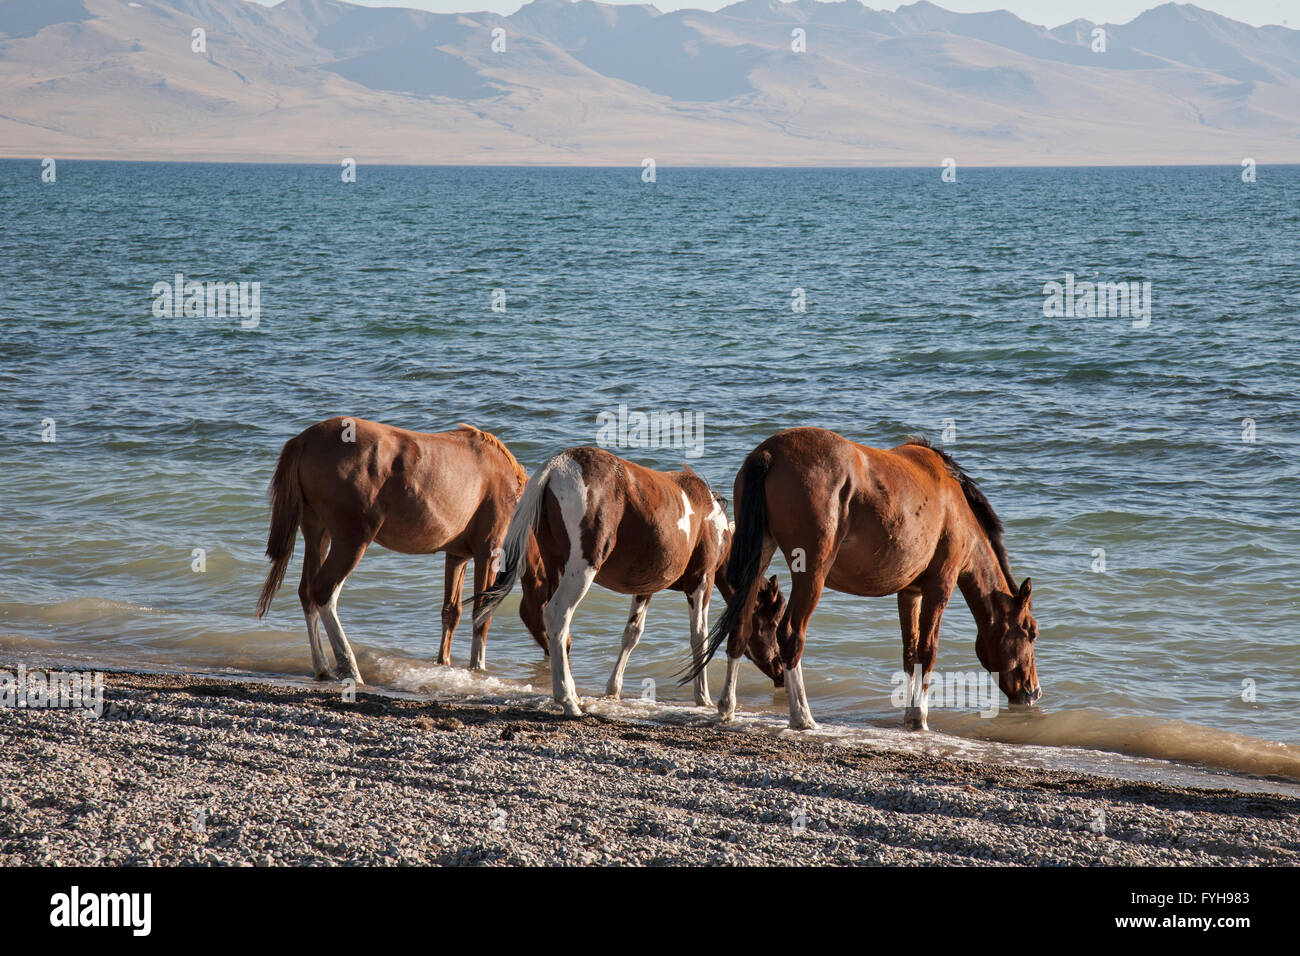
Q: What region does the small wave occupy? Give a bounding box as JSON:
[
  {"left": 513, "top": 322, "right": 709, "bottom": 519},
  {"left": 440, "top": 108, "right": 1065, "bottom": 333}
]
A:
[{"left": 934, "top": 708, "right": 1300, "bottom": 783}]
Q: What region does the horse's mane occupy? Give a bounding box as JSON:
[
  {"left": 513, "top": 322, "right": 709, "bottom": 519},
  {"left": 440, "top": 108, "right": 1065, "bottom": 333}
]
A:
[
  {"left": 458, "top": 423, "right": 527, "bottom": 490},
  {"left": 904, "top": 436, "right": 1014, "bottom": 590}
]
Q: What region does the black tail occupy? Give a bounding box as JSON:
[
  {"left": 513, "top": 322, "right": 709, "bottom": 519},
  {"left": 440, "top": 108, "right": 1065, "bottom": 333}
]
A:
[
  {"left": 679, "top": 450, "right": 771, "bottom": 683},
  {"left": 472, "top": 454, "right": 561, "bottom": 629}
]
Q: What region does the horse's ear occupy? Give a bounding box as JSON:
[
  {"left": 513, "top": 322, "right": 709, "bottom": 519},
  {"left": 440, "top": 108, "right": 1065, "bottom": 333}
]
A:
[{"left": 1017, "top": 577, "right": 1032, "bottom": 605}]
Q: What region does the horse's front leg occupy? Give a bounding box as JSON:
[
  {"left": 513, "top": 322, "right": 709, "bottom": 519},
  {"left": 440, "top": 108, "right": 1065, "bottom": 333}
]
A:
[
  {"left": 898, "top": 588, "right": 923, "bottom": 729},
  {"left": 907, "top": 586, "right": 951, "bottom": 731}
]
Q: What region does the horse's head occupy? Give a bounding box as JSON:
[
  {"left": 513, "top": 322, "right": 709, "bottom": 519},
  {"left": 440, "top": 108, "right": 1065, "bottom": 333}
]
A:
[
  {"left": 743, "top": 574, "right": 786, "bottom": 687},
  {"left": 981, "top": 577, "right": 1041, "bottom": 706}
]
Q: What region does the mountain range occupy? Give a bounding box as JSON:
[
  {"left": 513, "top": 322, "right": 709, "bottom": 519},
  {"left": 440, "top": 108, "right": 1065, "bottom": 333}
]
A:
[{"left": 1, "top": 0, "right": 1297, "bottom": 164}]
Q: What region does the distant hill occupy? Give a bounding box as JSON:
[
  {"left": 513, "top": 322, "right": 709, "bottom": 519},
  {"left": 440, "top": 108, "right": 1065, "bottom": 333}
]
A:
[{"left": 1, "top": 0, "right": 1296, "bottom": 164}]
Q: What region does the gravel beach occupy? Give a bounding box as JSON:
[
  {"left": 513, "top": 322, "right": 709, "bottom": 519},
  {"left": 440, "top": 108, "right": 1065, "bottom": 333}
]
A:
[{"left": 2, "top": 670, "right": 1297, "bottom": 866}]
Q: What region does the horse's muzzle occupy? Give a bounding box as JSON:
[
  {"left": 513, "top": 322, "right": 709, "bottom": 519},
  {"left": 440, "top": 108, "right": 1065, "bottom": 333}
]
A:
[{"left": 1014, "top": 685, "right": 1042, "bottom": 706}]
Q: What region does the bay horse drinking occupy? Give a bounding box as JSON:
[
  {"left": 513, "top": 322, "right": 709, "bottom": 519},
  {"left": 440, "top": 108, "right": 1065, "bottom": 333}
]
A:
[
  {"left": 255, "top": 417, "right": 547, "bottom": 681},
  {"left": 688, "top": 427, "right": 1040, "bottom": 730},
  {"left": 475, "top": 446, "right": 781, "bottom": 715}
]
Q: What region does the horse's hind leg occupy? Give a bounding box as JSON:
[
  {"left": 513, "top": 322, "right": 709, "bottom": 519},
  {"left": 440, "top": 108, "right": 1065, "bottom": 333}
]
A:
[
  {"left": 310, "top": 533, "right": 371, "bottom": 683},
  {"left": 468, "top": 544, "right": 496, "bottom": 671},
  {"left": 438, "top": 554, "right": 468, "bottom": 666},
  {"left": 778, "top": 566, "right": 827, "bottom": 731},
  {"left": 543, "top": 561, "right": 596, "bottom": 717},
  {"left": 298, "top": 515, "right": 330, "bottom": 680},
  {"left": 686, "top": 579, "right": 712, "bottom": 707},
  {"left": 605, "top": 594, "right": 650, "bottom": 699}
]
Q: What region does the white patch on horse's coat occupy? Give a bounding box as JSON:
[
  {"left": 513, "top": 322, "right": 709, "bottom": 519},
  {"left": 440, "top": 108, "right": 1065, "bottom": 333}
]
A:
[
  {"left": 706, "top": 497, "right": 728, "bottom": 548},
  {"left": 549, "top": 455, "right": 589, "bottom": 560},
  {"left": 677, "top": 491, "right": 693, "bottom": 539}
]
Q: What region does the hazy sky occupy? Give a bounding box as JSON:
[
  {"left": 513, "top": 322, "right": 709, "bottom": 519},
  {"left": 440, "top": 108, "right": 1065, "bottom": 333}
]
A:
[{"left": 285, "top": 0, "right": 1300, "bottom": 28}]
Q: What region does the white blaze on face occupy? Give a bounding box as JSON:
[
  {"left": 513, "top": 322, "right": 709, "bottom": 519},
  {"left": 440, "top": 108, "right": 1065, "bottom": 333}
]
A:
[{"left": 677, "top": 491, "right": 694, "bottom": 539}]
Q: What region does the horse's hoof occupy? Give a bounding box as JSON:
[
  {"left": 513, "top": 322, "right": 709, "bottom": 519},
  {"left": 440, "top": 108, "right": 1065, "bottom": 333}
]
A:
[
  {"left": 313, "top": 671, "right": 332, "bottom": 682},
  {"left": 714, "top": 709, "right": 735, "bottom": 725},
  {"left": 903, "top": 708, "right": 928, "bottom": 731},
  {"left": 560, "top": 700, "right": 585, "bottom": 719},
  {"left": 788, "top": 719, "right": 818, "bottom": 731}
]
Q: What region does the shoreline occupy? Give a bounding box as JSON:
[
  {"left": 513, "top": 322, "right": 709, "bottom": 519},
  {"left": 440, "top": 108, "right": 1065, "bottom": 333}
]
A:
[{"left": 2, "top": 670, "right": 1297, "bottom": 866}]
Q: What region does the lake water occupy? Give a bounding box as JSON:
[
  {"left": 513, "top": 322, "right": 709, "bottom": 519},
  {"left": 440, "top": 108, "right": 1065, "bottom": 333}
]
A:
[{"left": 2, "top": 160, "right": 1297, "bottom": 784}]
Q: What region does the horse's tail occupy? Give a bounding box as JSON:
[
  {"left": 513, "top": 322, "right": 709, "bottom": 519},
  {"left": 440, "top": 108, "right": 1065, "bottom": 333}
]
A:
[
  {"left": 255, "top": 435, "right": 305, "bottom": 618},
  {"left": 681, "top": 448, "right": 772, "bottom": 683},
  {"left": 473, "top": 454, "right": 566, "bottom": 629}
]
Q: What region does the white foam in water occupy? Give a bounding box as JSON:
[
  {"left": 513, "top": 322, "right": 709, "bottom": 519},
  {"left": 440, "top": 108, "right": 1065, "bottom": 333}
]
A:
[{"left": 376, "top": 656, "right": 533, "bottom": 700}]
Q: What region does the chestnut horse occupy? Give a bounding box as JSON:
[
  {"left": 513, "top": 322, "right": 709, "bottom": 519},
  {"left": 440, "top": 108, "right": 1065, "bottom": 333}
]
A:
[
  {"left": 255, "top": 417, "right": 547, "bottom": 681},
  {"left": 688, "top": 427, "right": 1040, "bottom": 730},
  {"left": 475, "top": 446, "right": 780, "bottom": 716}
]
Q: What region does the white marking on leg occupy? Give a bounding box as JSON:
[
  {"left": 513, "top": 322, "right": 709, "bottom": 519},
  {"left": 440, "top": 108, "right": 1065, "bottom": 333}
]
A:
[
  {"left": 687, "top": 580, "right": 711, "bottom": 706},
  {"left": 318, "top": 583, "right": 361, "bottom": 682},
  {"left": 718, "top": 655, "right": 741, "bottom": 722},
  {"left": 918, "top": 666, "right": 930, "bottom": 731},
  {"left": 305, "top": 606, "right": 328, "bottom": 679},
  {"left": 785, "top": 662, "right": 817, "bottom": 730},
  {"left": 676, "top": 491, "right": 693, "bottom": 539},
  {"left": 543, "top": 457, "right": 594, "bottom": 717},
  {"left": 545, "top": 564, "right": 595, "bottom": 716},
  {"left": 606, "top": 595, "right": 649, "bottom": 698}
]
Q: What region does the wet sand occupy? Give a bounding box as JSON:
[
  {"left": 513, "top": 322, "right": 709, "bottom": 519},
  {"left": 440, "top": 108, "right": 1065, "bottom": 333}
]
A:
[{"left": 2, "top": 670, "right": 1297, "bottom": 866}]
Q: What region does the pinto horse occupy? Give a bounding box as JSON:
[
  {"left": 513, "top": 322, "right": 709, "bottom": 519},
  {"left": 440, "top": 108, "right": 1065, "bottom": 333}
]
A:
[
  {"left": 255, "top": 417, "right": 548, "bottom": 681},
  {"left": 475, "top": 446, "right": 781, "bottom": 716},
  {"left": 688, "top": 427, "right": 1041, "bottom": 730}
]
